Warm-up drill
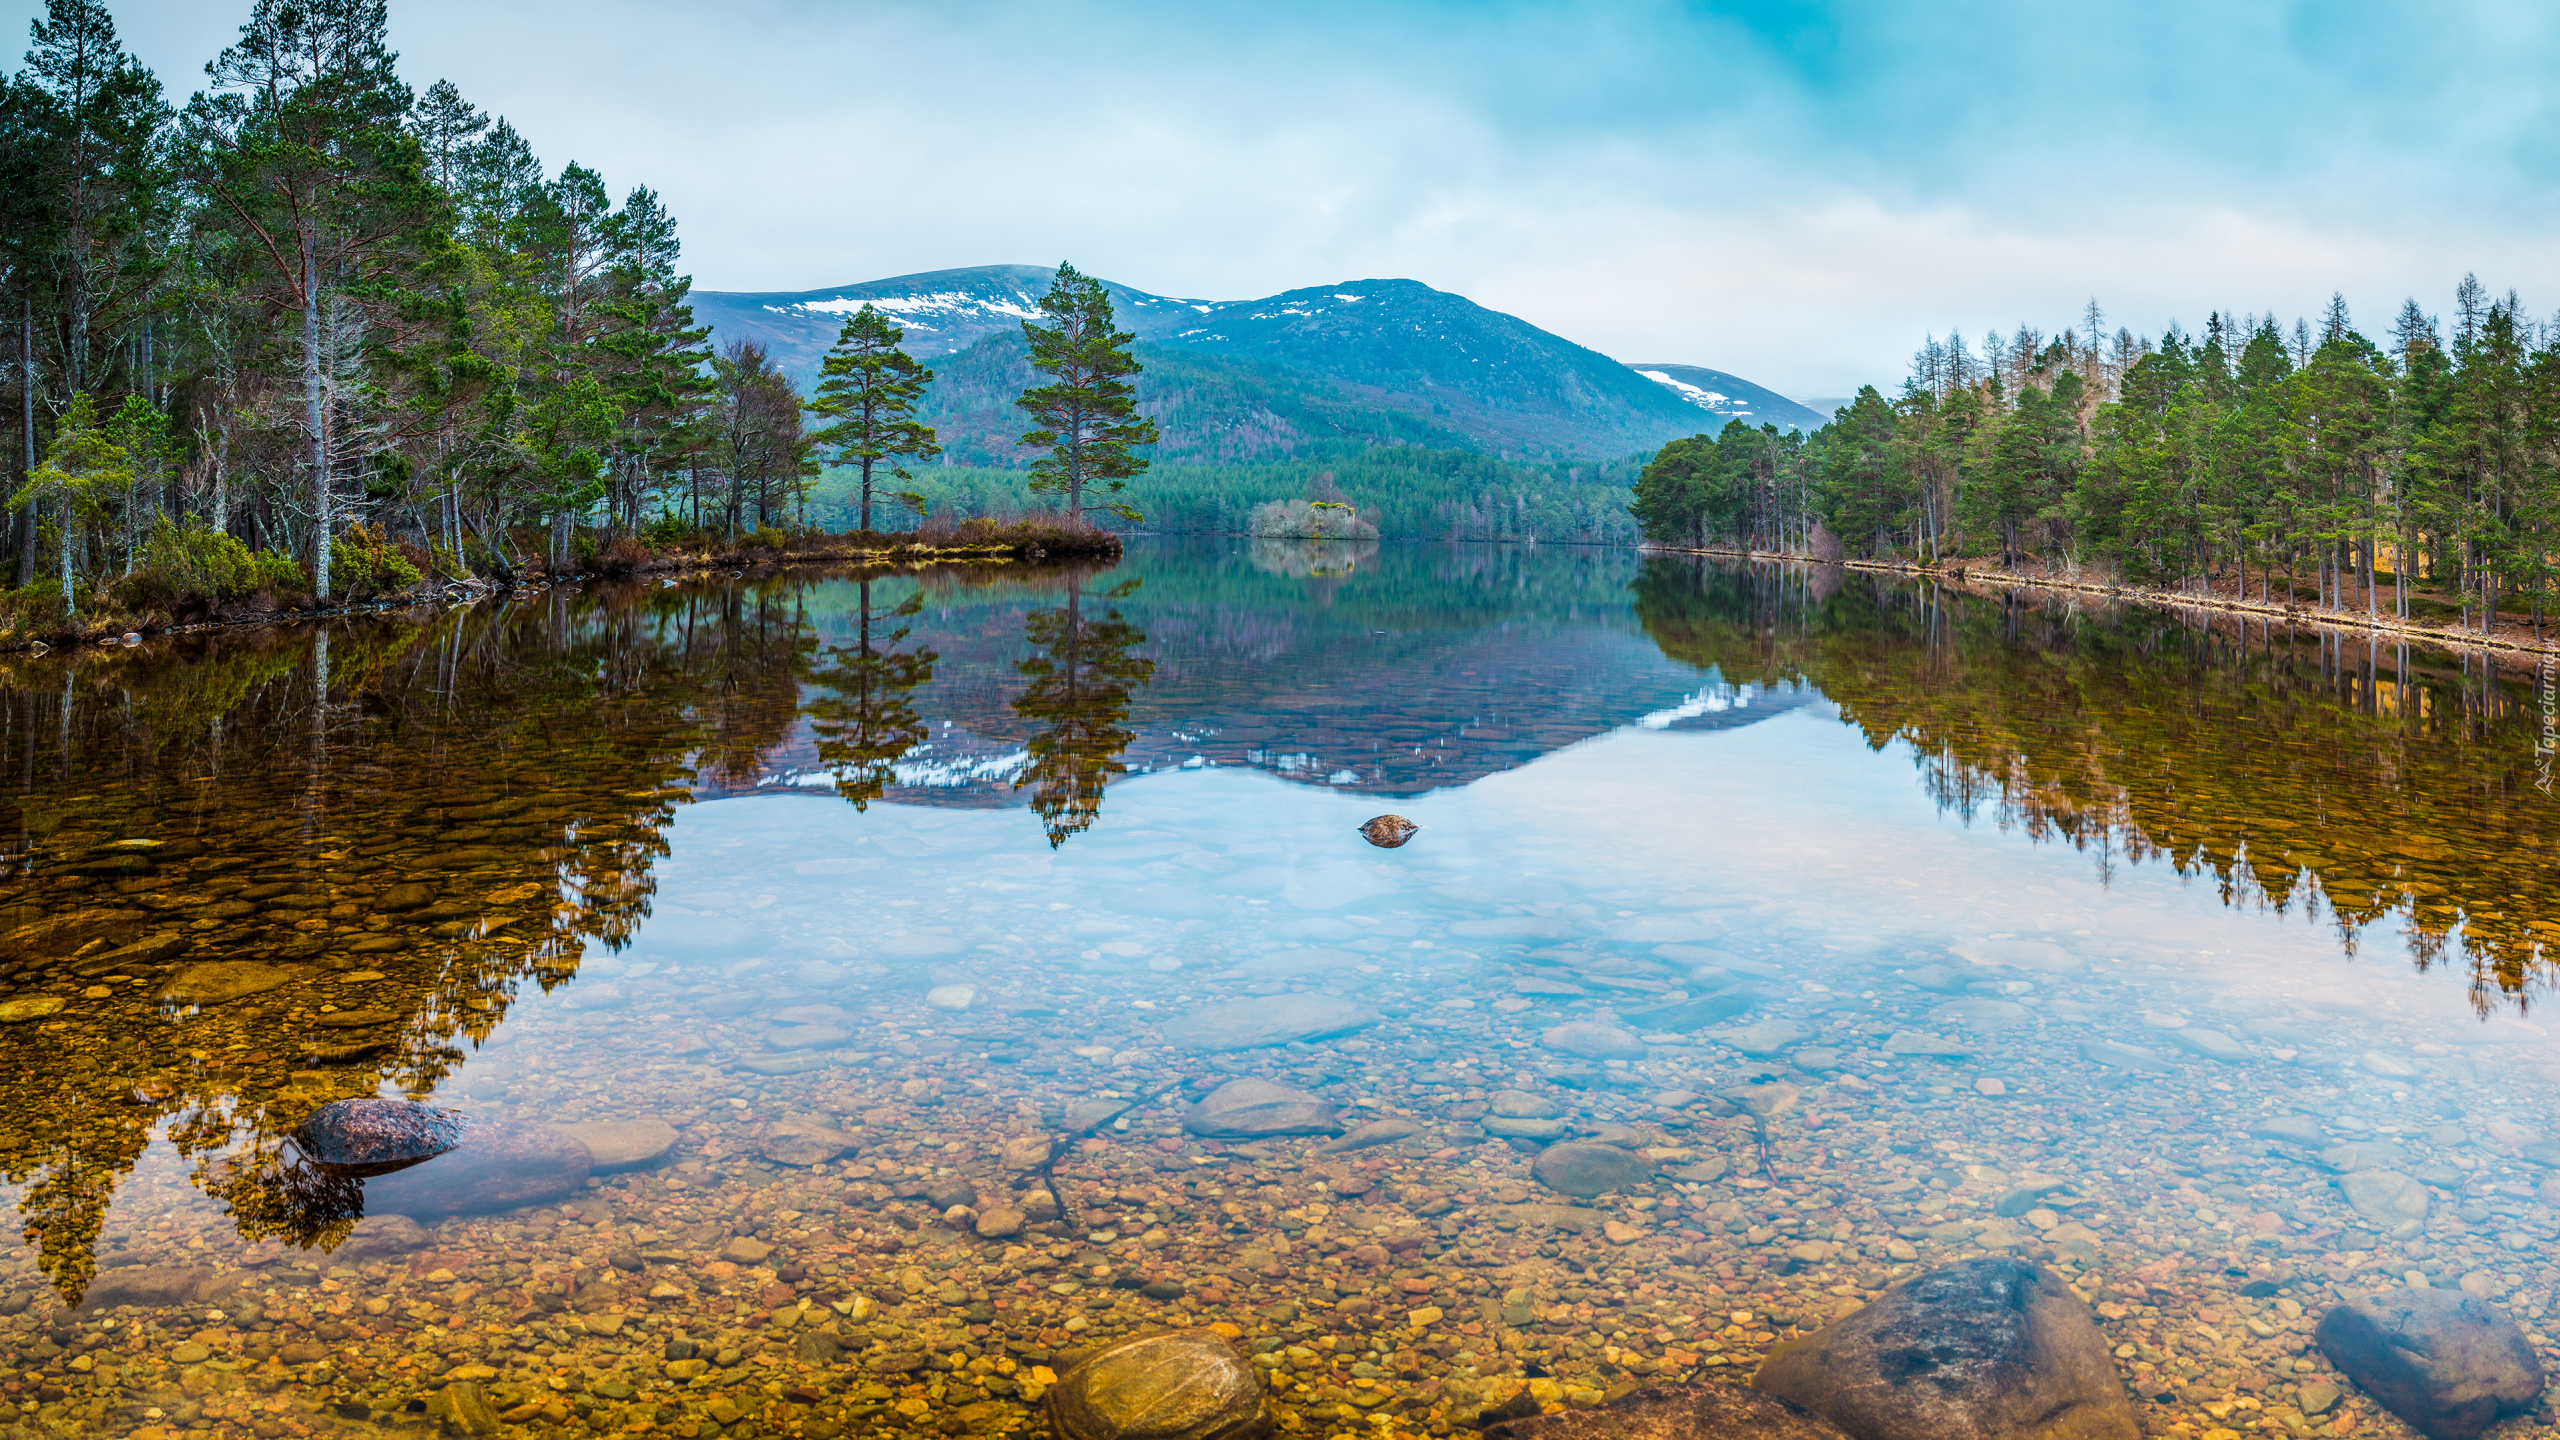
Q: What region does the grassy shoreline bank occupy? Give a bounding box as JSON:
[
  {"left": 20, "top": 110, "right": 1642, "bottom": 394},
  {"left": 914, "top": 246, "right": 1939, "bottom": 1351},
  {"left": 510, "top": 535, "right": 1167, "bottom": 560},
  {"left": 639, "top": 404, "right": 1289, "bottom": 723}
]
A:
[{"left": 0, "top": 520, "right": 1122, "bottom": 653}]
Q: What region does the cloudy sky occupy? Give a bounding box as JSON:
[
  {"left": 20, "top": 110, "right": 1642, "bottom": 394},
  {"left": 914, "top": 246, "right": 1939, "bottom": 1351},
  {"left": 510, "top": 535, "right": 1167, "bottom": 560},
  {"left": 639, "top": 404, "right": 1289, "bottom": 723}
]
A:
[{"left": 20, "top": 0, "right": 2560, "bottom": 396}]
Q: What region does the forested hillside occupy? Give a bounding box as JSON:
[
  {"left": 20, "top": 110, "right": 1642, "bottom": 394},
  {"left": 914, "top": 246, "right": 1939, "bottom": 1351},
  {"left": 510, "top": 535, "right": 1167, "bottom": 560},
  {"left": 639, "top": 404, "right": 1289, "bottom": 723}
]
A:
[
  {"left": 820, "top": 449, "right": 1644, "bottom": 545},
  {"left": 1633, "top": 288, "right": 2560, "bottom": 634}
]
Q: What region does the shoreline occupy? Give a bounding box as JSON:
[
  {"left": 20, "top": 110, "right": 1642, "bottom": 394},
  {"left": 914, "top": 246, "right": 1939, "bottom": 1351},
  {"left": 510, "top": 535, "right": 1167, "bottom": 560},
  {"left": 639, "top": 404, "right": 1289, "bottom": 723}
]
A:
[
  {"left": 1646, "top": 542, "right": 2560, "bottom": 661},
  {"left": 0, "top": 533, "right": 1121, "bottom": 655}
]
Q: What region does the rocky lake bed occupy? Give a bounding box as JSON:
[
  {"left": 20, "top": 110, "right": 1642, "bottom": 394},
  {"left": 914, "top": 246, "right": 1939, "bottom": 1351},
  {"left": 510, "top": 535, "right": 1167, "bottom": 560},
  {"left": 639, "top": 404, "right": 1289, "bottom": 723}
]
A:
[{"left": 0, "top": 549, "right": 2552, "bottom": 1440}]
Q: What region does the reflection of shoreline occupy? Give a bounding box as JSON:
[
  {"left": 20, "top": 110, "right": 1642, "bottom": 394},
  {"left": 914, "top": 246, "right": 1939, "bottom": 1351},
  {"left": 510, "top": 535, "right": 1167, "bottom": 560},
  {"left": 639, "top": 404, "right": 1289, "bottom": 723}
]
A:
[
  {"left": 1248, "top": 537, "right": 1380, "bottom": 579},
  {"left": 1637, "top": 553, "right": 2560, "bottom": 1011},
  {"left": 1644, "top": 541, "right": 2560, "bottom": 666}
]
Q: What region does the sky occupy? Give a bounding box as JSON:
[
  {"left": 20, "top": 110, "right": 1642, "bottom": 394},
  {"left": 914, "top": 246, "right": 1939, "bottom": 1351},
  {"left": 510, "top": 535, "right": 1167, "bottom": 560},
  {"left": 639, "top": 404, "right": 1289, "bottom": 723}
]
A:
[{"left": 15, "top": 0, "right": 2560, "bottom": 397}]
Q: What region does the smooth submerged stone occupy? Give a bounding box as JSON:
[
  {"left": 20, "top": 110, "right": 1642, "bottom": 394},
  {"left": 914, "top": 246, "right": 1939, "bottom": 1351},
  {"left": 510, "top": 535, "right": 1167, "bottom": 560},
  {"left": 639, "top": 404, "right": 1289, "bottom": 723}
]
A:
[
  {"left": 1488, "top": 1089, "right": 1565, "bottom": 1119},
  {"left": 1319, "top": 1117, "right": 1423, "bottom": 1153},
  {"left": 1481, "top": 1379, "right": 1853, "bottom": 1438},
  {"left": 2075, "top": 1037, "right": 2170, "bottom": 1071},
  {"left": 2340, "top": 1169, "right": 2431, "bottom": 1232},
  {"left": 558, "top": 1118, "right": 678, "bottom": 1170},
  {"left": 1531, "top": 1141, "right": 1652, "bottom": 1198},
  {"left": 1484, "top": 1116, "right": 1570, "bottom": 1140},
  {"left": 1622, "top": 986, "right": 1765, "bottom": 1033},
  {"left": 1541, "top": 1020, "right": 1647, "bottom": 1060},
  {"left": 1493, "top": 1204, "right": 1605, "bottom": 1233},
  {"left": 1752, "top": 1258, "right": 2139, "bottom": 1440},
  {"left": 2316, "top": 1288, "right": 2544, "bottom": 1439},
  {"left": 74, "top": 1264, "right": 221, "bottom": 1312},
  {"left": 1724, "top": 1018, "right": 1808, "bottom": 1056},
  {"left": 0, "top": 996, "right": 65, "bottom": 1022},
  {"left": 2171, "top": 1027, "right": 2252, "bottom": 1062},
  {"left": 760, "top": 1119, "right": 854, "bottom": 1167},
  {"left": 294, "top": 1099, "right": 469, "bottom": 1176},
  {"left": 1721, "top": 1081, "right": 1801, "bottom": 1118},
  {"left": 1881, "top": 1030, "right": 1972, "bottom": 1057},
  {"left": 363, "top": 1120, "right": 591, "bottom": 1217},
  {"left": 161, "top": 960, "right": 308, "bottom": 1005},
  {"left": 1357, "top": 814, "right": 1420, "bottom": 848},
  {"left": 1183, "top": 1078, "right": 1339, "bottom": 1137},
  {"left": 1159, "top": 993, "right": 1379, "bottom": 1050},
  {"left": 1047, "top": 1329, "right": 1267, "bottom": 1440}
]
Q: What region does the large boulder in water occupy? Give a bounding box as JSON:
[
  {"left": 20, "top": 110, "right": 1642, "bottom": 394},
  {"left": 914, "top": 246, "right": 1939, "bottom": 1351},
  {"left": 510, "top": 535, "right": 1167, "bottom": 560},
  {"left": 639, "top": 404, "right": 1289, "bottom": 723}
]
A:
[
  {"left": 362, "top": 1119, "right": 591, "bottom": 1217},
  {"left": 294, "top": 1099, "right": 467, "bottom": 1177},
  {"left": 1048, "top": 1329, "right": 1269, "bottom": 1440},
  {"left": 1182, "top": 1078, "right": 1339, "bottom": 1138},
  {"left": 1531, "top": 1141, "right": 1652, "bottom": 1199},
  {"left": 2314, "top": 1288, "right": 2544, "bottom": 1439},
  {"left": 1480, "top": 1380, "right": 1850, "bottom": 1439},
  {"left": 1751, "top": 1258, "right": 2139, "bottom": 1440}
]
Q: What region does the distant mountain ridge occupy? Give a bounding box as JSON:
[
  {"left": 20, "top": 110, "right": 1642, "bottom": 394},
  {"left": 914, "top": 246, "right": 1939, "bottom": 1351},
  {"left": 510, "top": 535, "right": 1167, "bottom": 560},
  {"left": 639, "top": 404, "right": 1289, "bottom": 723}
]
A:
[
  {"left": 691, "top": 265, "right": 1816, "bottom": 464},
  {"left": 1627, "top": 364, "right": 1832, "bottom": 434}
]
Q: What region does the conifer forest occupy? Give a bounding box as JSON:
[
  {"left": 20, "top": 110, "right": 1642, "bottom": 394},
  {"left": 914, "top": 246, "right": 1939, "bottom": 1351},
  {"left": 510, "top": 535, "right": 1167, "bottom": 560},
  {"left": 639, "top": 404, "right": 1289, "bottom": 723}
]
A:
[{"left": 1634, "top": 291, "right": 2560, "bottom": 634}]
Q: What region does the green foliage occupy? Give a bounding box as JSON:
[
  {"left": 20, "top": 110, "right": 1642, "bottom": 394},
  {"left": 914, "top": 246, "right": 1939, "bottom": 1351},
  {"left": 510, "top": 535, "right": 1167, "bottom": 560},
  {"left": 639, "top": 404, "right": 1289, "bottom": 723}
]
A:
[
  {"left": 642, "top": 511, "right": 691, "bottom": 547},
  {"left": 123, "top": 517, "right": 297, "bottom": 603},
  {"left": 1643, "top": 286, "right": 2560, "bottom": 632},
  {"left": 872, "top": 447, "right": 1642, "bottom": 545},
  {"left": 1018, "top": 264, "right": 1158, "bottom": 523},
  {"left": 330, "top": 523, "right": 424, "bottom": 598},
  {"left": 806, "top": 305, "right": 940, "bottom": 532}
]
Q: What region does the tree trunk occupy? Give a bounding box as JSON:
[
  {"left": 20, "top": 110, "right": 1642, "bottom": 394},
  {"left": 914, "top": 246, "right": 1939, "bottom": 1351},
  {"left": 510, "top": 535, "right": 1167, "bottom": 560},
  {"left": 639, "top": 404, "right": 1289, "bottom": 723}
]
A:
[
  {"left": 16, "top": 297, "right": 31, "bottom": 588},
  {"left": 302, "top": 228, "right": 331, "bottom": 600}
]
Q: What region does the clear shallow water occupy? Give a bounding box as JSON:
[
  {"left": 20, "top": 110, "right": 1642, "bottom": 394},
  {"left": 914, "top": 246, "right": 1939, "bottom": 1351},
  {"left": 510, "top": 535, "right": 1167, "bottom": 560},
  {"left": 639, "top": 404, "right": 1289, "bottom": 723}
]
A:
[{"left": 0, "top": 539, "right": 2554, "bottom": 1440}]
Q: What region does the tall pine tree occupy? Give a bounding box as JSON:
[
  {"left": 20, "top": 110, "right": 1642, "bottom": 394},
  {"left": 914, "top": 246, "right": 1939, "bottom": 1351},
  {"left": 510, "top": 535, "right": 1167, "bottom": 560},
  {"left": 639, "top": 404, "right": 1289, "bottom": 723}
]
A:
[
  {"left": 1016, "top": 263, "right": 1155, "bottom": 524},
  {"left": 806, "top": 304, "right": 937, "bottom": 533}
]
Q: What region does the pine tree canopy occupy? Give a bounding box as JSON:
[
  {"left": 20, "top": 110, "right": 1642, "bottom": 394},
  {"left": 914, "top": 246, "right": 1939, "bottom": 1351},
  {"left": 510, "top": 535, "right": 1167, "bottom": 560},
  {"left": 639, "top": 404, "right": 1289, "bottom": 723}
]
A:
[
  {"left": 1016, "top": 262, "right": 1157, "bottom": 524},
  {"left": 806, "top": 304, "right": 939, "bottom": 533}
]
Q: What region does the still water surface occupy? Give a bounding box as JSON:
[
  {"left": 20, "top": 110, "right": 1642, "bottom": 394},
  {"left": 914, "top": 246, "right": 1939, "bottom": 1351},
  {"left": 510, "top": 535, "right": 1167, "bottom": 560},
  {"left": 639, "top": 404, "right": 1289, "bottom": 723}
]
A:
[{"left": 0, "top": 538, "right": 2552, "bottom": 1440}]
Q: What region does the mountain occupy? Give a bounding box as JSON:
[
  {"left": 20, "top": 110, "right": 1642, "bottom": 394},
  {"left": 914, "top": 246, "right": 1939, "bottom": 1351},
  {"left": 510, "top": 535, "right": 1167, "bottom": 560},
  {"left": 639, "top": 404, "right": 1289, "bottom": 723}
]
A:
[
  {"left": 1626, "top": 364, "right": 1832, "bottom": 433},
  {"left": 688, "top": 264, "right": 1205, "bottom": 374},
  {"left": 693, "top": 266, "right": 1816, "bottom": 463}
]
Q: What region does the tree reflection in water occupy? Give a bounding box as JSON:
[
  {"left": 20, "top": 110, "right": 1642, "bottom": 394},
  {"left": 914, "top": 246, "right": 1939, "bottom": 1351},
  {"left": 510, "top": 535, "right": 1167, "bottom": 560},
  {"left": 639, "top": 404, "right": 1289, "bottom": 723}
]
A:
[
  {"left": 1012, "top": 577, "right": 1156, "bottom": 847},
  {"left": 806, "top": 579, "right": 939, "bottom": 812}
]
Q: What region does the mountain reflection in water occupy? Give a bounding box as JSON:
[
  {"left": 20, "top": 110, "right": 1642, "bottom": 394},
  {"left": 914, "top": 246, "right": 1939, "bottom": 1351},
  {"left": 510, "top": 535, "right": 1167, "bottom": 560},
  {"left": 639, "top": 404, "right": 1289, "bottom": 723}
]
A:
[{"left": 0, "top": 539, "right": 2547, "bottom": 1440}]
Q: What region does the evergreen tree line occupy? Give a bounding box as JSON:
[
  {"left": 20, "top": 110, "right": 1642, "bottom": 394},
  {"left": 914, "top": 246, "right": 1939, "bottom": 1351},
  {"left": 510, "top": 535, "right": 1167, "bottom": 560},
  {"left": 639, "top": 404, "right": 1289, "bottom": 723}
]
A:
[
  {"left": 0, "top": 0, "right": 1152, "bottom": 621},
  {"left": 1634, "top": 282, "right": 2560, "bottom": 632}
]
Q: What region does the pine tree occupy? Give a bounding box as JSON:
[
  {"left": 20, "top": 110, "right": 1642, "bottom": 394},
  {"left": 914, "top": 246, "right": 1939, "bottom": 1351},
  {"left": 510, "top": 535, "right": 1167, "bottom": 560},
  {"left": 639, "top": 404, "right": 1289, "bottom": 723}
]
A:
[
  {"left": 806, "top": 304, "right": 938, "bottom": 533},
  {"left": 10, "top": 390, "right": 125, "bottom": 612},
  {"left": 180, "top": 0, "right": 435, "bottom": 598},
  {"left": 1016, "top": 263, "right": 1157, "bottom": 524}
]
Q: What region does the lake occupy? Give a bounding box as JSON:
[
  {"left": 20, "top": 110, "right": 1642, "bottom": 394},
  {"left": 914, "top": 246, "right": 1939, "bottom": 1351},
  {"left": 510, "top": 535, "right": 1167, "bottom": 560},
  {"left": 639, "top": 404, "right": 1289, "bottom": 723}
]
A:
[{"left": 0, "top": 536, "right": 2552, "bottom": 1440}]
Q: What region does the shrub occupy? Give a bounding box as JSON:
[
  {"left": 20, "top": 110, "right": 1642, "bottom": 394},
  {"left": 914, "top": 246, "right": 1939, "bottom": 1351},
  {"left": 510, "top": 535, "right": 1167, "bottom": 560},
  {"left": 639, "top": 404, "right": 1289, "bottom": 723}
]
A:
[
  {"left": 593, "top": 535, "right": 650, "bottom": 576},
  {"left": 329, "top": 522, "right": 423, "bottom": 598},
  {"left": 641, "top": 511, "right": 690, "bottom": 548},
  {"left": 744, "top": 525, "right": 789, "bottom": 553}
]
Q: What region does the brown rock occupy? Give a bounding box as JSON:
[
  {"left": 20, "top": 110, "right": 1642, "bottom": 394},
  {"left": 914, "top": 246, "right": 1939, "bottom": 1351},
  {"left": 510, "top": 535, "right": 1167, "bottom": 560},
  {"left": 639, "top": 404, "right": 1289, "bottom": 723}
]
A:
[
  {"left": 1752, "top": 1258, "right": 2138, "bottom": 1440},
  {"left": 162, "top": 961, "right": 310, "bottom": 1006},
  {"left": 1357, "top": 815, "right": 1420, "bottom": 848},
  {"left": 758, "top": 1119, "right": 853, "bottom": 1167},
  {"left": 1048, "top": 1329, "right": 1270, "bottom": 1440}
]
